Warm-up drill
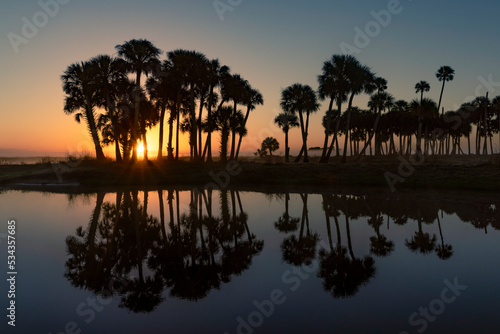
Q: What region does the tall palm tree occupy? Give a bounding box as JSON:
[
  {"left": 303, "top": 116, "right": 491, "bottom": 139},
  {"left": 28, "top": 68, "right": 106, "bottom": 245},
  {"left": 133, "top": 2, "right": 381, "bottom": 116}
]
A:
[
  {"left": 340, "top": 58, "right": 375, "bottom": 163},
  {"left": 436, "top": 66, "right": 455, "bottom": 116},
  {"left": 415, "top": 81, "right": 430, "bottom": 104},
  {"left": 146, "top": 59, "right": 175, "bottom": 160},
  {"left": 214, "top": 106, "right": 238, "bottom": 162},
  {"left": 116, "top": 39, "right": 162, "bottom": 161},
  {"left": 61, "top": 61, "right": 105, "bottom": 161},
  {"left": 235, "top": 87, "right": 263, "bottom": 160},
  {"left": 90, "top": 55, "right": 128, "bottom": 161},
  {"left": 167, "top": 50, "right": 210, "bottom": 161},
  {"left": 318, "top": 55, "right": 350, "bottom": 163},
  {"left": 274, "top": 112, "right": 299, "bottom": 162},
  {"left": 280, "top": 84, "right": 319, "bottom": 163},
  {"left": 358, "top": 91, "right": 394, "bottom": 156},
  {"left": 227, "top": 74, "right": 250, "bottom": 160},
  {"left": 203, "top": 59, "right": 223, "bottom": 162},
  {"left": 410, "top": 98, "right": 438, "bottom": 155}
]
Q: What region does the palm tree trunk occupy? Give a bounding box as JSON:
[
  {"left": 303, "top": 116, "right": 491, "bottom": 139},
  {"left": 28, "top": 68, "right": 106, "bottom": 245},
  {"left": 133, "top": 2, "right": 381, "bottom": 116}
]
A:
[
  {"left": 206, "top": 88, "right": 215, "bottom": 163},
  {"left": 158, "top": 103, "right": 166, "bottom": 160},
  {"left": 416, "top": 120, "right": 423, "bottom": 155},
  {"left": 285, "top": 130, "right": 290, "bottom": 162},
  {"left": 437, "top": 80, "right": 446, "bottom": 117},
  {"left": 294, "top": 111, "right": 306, "bottom": 163},
  {"left": 341, "top": 94, "right": 356, "bottom": 163},
  {"left": 167, "top": 107, "right": 175, "bottom": 160},
  {"left": 132, "top": 71, "right": 142, "bottom": 162},
  {"left": 320, "top": 98, "right": 335, "bottom": 162},
  {"left": 230, "top": 101, "right": 237, "bottom": 159},
  {"left": 197, "top": 97, "right": 205, "bottom": 161},
  {"left": 326, "top": 101, "right": 343, "bottom": 162},
  {"left": 303, "top": 112, "right": 310, "bottom": 163},
  {"left": 175, "top": 109, "right": 180, "bottom": 160},
  {"left": 358, "top": 109, "right": 381, "bottom": 157},
  {"left": 85, "top": 104, "right": 105, "bottom": 161},
  {"left": 235, "top": 105, "right": 251, "bottom": 160}
]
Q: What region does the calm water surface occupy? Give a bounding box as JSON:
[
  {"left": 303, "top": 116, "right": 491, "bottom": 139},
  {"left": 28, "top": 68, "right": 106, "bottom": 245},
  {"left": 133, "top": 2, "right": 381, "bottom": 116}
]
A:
[{"left": 0, "top": 188, "right": 499, "bottom": 334}]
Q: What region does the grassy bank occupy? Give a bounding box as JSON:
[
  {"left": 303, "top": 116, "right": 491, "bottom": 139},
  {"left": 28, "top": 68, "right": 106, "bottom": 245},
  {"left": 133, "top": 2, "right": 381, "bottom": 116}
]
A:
[{"left": 0, "top": 155, "right": 499, "bottom": 192}]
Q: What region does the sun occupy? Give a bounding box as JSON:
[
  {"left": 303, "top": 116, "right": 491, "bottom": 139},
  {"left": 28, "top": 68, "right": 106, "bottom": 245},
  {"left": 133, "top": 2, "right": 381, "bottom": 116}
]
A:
[{"left": 137, "top": 142, "right": 144, "bottom": 157}]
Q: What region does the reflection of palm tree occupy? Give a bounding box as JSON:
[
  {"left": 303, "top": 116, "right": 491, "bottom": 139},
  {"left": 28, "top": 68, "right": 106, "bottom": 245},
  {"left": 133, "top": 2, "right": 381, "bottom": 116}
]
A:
[
  {"left": 274, "top": 193, "right": 300, "bottom": 233},
  {"left": 435, "top": 215, "right": 453, "bottom": 260},
  {"left": 65, "top": 192, "right": 106, "bottom": 291},
  {"left": 281, "top": 194, "right": 319, "bottom": 266},
  {"left": 318, "top": 195, "right": 376, "bottom": 298},
  {"left": 405, "top": 215, "right": 437, "bottom": 254},
  {"left": 368, "top": 215, "right": 395, "bottom": 257},
  {"left": 66, "top": 191, "right": 164, "bottom": 313}
]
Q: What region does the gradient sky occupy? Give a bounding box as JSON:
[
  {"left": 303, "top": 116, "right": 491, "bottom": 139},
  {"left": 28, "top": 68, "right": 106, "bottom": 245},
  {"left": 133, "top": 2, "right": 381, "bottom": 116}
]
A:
[{"left": 1, "top": 0, "right": 500, "bottom": 157}]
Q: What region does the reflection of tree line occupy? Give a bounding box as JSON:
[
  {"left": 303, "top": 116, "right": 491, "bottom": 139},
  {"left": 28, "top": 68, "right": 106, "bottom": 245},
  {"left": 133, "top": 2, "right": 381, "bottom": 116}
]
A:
[
  {"left": 65, "top": 189, "right": 263, "bottom": 313},
  {"left": 65, "top": 190, "right": 500, "bottom": 311},
  {"left": 274, "top": 192, "right": 500, "bottom": 298}
]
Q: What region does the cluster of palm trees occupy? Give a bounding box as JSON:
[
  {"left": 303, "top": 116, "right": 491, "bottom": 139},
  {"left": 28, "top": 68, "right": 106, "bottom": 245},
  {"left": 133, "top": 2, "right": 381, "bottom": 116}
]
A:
[
  {"left": 275, "top": 56, "right": 500, "bottom": 162},
  {"left": 62, "top": 39, "right": 263, "bottom": 162}
]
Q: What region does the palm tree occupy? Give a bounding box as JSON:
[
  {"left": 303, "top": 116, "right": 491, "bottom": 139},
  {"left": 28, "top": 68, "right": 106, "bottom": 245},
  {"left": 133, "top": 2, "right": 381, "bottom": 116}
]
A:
[
  {"left": 116, "top": 39, "right": 162, "bottom": 161},
  {"left": 415, "top": 81, "right": 430, "bottom": 104},
  {"left": 261, "top": 137, "right": 279, "bottom": 156},
  {"left": 358, "top": 91, "right": 394, "bottom": 156},
  {"left": 167, "top": 50, "right": 210, "bottom": 161},
  {"left": 146, "top": 59, "right": 176, "bottom": 160},
  {"left": 235, "top": 87, "right": 263, "bottom": 160},
  {"left": 280, "top": 84, "right": 319, "bottom": 163},
  {"left": 436, "top": 66, "right": 455, "bottom": 116},
  {"left": 373, "top": 77, "right": 388, "bottom": 93},
  {"left": 227, "top": 74, "right": 250, "bottom": 160},
  {"left": 410, "top": 98, "right": 438, "bottom": 155},
  {"left": 203, "top": 59, "right": 223, "bottom": 162},
  {"left": 61, "top": 61, "right": 105, "bottom": 161},
  {"left": 340, "top": 58, "right": 375, "bottom": 163},
  {"left": 90, "top": 55, "right": 127, "bottom": 161},
  {"left": 318, "top": 55, "right": 350, "bottom": 163},
  {"left": 274, "top": 112, "right": 299, "bottom": 162},
  {"left": 214, "top": 106, "right": 237, "bottom": 162}
]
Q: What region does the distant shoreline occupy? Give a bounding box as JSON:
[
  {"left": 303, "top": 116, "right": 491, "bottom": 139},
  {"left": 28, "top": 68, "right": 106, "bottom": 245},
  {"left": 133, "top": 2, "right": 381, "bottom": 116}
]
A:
[{"left": 1, "top": 155, "right": 499, "bottom": 193}]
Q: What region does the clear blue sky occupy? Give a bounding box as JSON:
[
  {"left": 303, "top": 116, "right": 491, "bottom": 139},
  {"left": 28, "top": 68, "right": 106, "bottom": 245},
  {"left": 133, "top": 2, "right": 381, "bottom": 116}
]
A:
[{"left": 1, "top": 0, "right": 499, "bottom": 156}]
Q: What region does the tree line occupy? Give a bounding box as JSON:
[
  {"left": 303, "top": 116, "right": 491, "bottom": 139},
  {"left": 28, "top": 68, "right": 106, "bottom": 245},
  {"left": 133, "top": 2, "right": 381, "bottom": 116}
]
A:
[
  {"left": 276, "top": 56, "right": 500, "bottom": 163},
  {"left": 62, "top": 43, "right": 500, "bottom": 164},
  {"left": 62, "top": 39, "right": 263, "bottom": 162}
]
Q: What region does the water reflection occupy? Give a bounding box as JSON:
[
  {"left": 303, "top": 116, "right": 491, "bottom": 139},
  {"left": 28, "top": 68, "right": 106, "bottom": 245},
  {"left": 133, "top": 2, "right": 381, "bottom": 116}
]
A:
[
  {"left": 65, "top": 189, "right": 499, "bottom": 312},
  {"left": 65, "top": 189, "right": 264, "bottom": 313}
]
